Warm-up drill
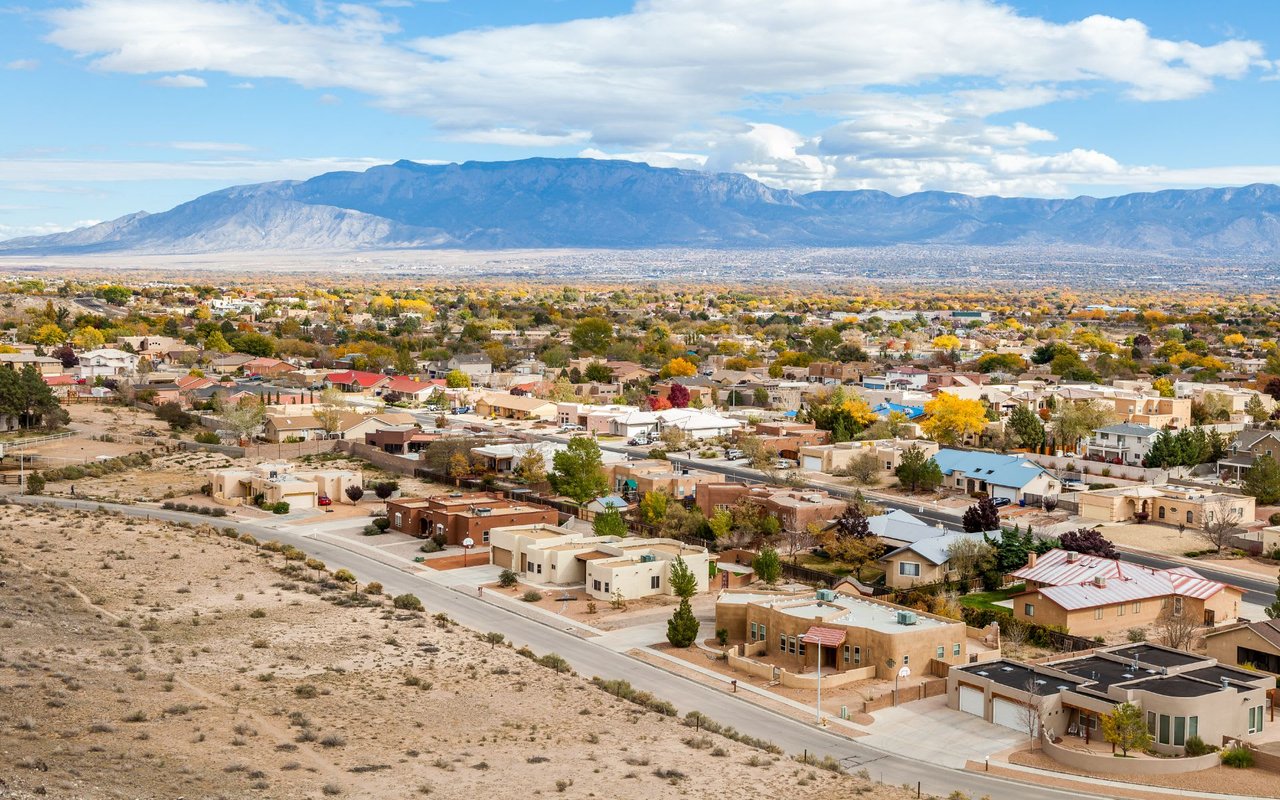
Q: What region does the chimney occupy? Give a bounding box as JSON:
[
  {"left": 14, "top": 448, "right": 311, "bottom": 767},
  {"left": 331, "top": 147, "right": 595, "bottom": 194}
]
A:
[
  {"left": 1093, "top": 575, "right": 1107, "bottom": 588},
  {"left": 1027, "top": 552, "right": 1037, "bottom": 569}
]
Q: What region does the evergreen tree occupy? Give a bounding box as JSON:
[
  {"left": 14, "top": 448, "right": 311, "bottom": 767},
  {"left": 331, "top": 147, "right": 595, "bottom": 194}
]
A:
[
  {"left": 1244, "top": 455, "right": 1280, "bottom": 505},
  {"left": 666, "top": 597, "right": 700, "bottom": 647},
  {"left": 592, "top": 506, "right": 628, "bottom": 538},
  {"left": 668, "top": 556, "right": 698, "bottom": 599},
  {"left": 1007, "top": 404, "right": 1045, "bottom": 450},
  {"left": 895, "top": 445, "right": 943, "bottom": 493}
]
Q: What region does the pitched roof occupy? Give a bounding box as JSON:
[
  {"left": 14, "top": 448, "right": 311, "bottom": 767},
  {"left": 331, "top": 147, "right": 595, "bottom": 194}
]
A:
[
  {"left": 327, "top": 370, "right": 387, "bottom": 387},
  {"left": 384, "top": 376, "right": 439, "bottom": 394},
  {"left": 1094, "top": 423, "right": 1160, "bottom": 438},
  {"left": 931, "top": 449, "right": 1051, "bottom": 490},
  {"left": 882, "top": 531, "right": 988, "bottom": 566},
  {"left": 801, "top": 626, "right": 847, "bottom": 647},
  {"left": 1017, "top": 549, "right": 1236, "bottom": 611}
]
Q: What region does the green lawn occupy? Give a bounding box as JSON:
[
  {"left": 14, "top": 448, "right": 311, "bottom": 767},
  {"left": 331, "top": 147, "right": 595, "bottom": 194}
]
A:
[
  {"left": 959, "top": 584, "right": 1025, "bottom": 613},
  {"left": 792, "top": 554, "right": 884, "bottom": 583}
]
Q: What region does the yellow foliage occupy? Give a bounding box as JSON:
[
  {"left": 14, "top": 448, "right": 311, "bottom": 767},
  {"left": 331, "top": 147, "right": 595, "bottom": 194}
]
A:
[
  {"left": 840, "top": 396, "right": 878, "bottom": 428},
  {"left": 931, "top": 334, "right": 960, "bottom": 350},
  {"left": 1223, "top": 333, "right": 1246, "bottom": 347},
  {"left": 921, "top": 393, "right": 988, "bottom": 446},
  {"left": 661, "top": 357, "right": 698, "bottom": 378}
]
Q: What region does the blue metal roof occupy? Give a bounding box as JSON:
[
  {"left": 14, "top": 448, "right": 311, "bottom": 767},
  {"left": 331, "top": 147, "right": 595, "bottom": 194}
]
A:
[
  {"left": 871, "top": 402, "right": 924, "bottom": 420},
  {"left": 931, "top": 448, "right": 1050, "bottom": 490}
]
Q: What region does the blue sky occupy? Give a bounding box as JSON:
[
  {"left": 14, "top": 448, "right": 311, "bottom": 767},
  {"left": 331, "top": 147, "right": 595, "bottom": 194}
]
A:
[{"left": 2, "top": 0, "right": 1279, "bottom": 239}]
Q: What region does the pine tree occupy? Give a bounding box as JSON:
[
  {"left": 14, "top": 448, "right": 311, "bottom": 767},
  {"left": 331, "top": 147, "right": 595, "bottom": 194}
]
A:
[
  {"left": 668, "top": 556, "right": 698, "bottom": 599},
  {"left": 666, "top": 597, "right": 700, "bottom": 647},
  {"left": 1244, "top": 455, "right": 1280, "bottom": 505},
  {"left": 1008, "top": 404, "right": 1045, "bottom": 450}
]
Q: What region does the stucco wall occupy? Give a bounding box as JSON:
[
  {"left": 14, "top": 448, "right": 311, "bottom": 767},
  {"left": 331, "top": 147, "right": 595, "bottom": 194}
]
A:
[{"left": 1040, "top": 735, "right": 1220, "bottom": 775}]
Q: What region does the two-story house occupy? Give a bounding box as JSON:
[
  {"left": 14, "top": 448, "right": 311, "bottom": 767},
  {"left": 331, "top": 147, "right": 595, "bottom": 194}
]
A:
[
  {"left": 1085, "top": 422, "right": 1161, "bottom": 466},
  {"left": 1217, "top": 428, "right": 1280, "bottom": 482}
]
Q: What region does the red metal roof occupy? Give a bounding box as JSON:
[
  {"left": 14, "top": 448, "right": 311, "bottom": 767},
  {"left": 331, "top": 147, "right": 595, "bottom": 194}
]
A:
[{"left": 801, "top": 626, "right": 846, "bottom": 648}]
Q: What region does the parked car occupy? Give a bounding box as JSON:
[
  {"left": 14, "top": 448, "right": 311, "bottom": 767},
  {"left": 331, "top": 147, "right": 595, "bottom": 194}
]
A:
[
  {"left": 317, "top": 495, "right": 332, "bottom": 507},
  {"left": 774, "top": 458, "right": 796, "bottom": 469},
  {"left": 990, "top": 497, "right": 1012, "bottom": 508},
  {"left": 725, "top": 448, "right": 745, "bottom": 460},
  {"left": 559, "top": 424, "right": 584, "bottom": 433},
  {"left": 628, "top": 435, "right": 650, "bottom": 446}
]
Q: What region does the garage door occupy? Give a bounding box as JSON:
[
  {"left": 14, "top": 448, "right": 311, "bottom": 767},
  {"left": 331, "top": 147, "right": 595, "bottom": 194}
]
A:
[
  {"left": 802, "top": 456, "right": 824, "bottom": 472},
  {"left": 492, "top": 547, "right": 513, "bottom": 569},
  {"left": 992, "top": 697, "right": 1037, "bottom": 735},
  {"left": 958, "top": 686, "right": 984, "bottom": 717}
]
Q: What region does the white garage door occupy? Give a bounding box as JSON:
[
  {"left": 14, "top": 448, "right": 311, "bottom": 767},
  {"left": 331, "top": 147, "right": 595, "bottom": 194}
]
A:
[
  {"left": 802, "top": 456, "right": 824, "bottom": 472},
  {"left": 992, "top": 697, "right": 1037, "bottom": 735},
  {"left": 958, "top": 686, "right": 984, "bottom": 717}
]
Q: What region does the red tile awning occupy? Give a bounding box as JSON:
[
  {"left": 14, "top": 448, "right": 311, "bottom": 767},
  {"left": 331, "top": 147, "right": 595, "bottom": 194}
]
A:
[{"left": 801, "top": 626, "right": 846, "bottom": 648}]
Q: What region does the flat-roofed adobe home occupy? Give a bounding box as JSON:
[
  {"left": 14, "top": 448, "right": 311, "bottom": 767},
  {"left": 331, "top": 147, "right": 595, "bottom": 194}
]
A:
[
  {"left": 473, "top": 392, "right": 557, "bottom": 421},
  {"left": 949, "top": 643, "right": 1271, "bottom": 758},
  {"left": 488, "top": 524, "right": 710, "bottom": 601},
  {"left": 207, "top": 462, "right": 362, "bottom": 510},
  {"left": 1078, "top": 484, "right": 1255, "bottom": 527},
  {"left": 716, "top": 587, "right": 998, "bottom": 681},
  {"left": 386, "top": 492, "right": 558, "bottom": 546}
]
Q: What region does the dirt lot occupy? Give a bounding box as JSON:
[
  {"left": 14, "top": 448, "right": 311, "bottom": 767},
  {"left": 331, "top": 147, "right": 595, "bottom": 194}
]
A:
[
  {"left": 38, "top": 449, "right": 241, "bottom": 503},
  {"left": 0, "top": 503, "right": 917, "bottom": 800},
  {"left": 1096, "top": 521, "right": 1212, "bottom": 557}
]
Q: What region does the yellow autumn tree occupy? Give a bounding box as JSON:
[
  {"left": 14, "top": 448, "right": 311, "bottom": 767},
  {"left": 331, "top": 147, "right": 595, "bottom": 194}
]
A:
[
  {"left": 921, "top": 393, "right": 988, "bottom": 446},
  {"left": 840, "top": 396, "right": 878, "bottom": 429},
  {"left": 31, "top": 323, "right": 66, "bottom": 346},
  {"left": 1223, "top": 333, "right": 1246, "bottom": 347},
  {"left": 931, "top": 334, "right": 960, "bottom": 351},
  {"left": 660, "top": 357, "right": 698, "bottom": 378}
]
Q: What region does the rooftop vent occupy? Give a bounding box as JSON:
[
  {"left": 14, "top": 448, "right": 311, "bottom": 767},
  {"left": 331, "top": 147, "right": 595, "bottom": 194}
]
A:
[
  {"left": 1002, "top": 666, "right": 1015, "bottom": 672},
  {"left": 1221, "top": 677, "right": 1231, "bottom": 689},
  {"left": 816, "top": 588, "right": 836, "bottom": 602},
  {"left": 1093, "top": 576, "right": 1107, "bottom": 588},
  {"left": 475, "top": 507, "right": 492, "bottom": 516},
  {"left": 1066, "top": 551, "right": 1080, "bottom": 563}
]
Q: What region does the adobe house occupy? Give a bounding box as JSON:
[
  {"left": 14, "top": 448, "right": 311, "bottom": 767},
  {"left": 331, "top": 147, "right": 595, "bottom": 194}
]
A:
[{"left": 386, "top": 492, "right": 558, "bottom": 545}]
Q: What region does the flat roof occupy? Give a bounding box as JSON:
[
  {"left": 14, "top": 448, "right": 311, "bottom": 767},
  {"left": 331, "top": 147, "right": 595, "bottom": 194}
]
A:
[
  {"left": 1053, "top": 656, "right": 1162, "bottom": 691},
  {"left": 959, "top": 661, "right": 1082, "bottom": 695},
  {"left": 1105, "top": 644, "right": 1203, "bottom": 669},
  {"left": 1126, "top": 675, "right": 1224, "bottom": 698},
  {"left": 1182, "top": 666, "right": 1259, "bottom": 690},
  {"left": 720, "top": 591, "right": 954, "bottom": 635}
]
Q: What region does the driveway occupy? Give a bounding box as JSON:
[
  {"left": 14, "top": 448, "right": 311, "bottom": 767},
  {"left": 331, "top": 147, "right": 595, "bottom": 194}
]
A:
[{"left": 861, "top": 695, "right": 1026, "bottom": 768}]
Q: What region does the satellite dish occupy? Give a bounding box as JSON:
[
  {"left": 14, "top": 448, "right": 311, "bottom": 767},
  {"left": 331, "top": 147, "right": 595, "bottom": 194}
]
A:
[
  {"left": 462, "top": 537, "right": 475, "bottom": 548},
  {"left": 898, "top": 666, "right": 911, "bottom": 679}
]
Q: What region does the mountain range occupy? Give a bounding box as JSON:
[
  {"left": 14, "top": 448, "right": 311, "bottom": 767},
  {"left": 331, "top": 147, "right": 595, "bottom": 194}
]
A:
[{"left": 5, "top": 158, "right": 1280, "bottom": 255}]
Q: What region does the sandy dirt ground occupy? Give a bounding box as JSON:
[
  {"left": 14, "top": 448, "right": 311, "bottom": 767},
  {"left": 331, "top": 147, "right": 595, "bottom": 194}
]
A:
[
  {"left": 486, "top": 581, "right": 715, "bottom": 631},
  {"left": 0, "top": 502, "right": 917, "bottom": 800},
  {"left": 1096, "top": 521, "right": 1214, "bottom": 557}
]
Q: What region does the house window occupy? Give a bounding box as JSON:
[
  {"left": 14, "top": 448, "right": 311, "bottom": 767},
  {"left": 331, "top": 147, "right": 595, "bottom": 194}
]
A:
[
  {"left": 1249, "top": 705, "right": 1264, "bottom": 734},
  {"left": 1174, "top": 717, "right": 1186, "bottom": 747},
  {"left": 1159, "top": 715, "right": 1170, "bottom": 745},
  {"left": 953, "top": 643, "right": 961, "bottom": 656},
  {"left": 1189, "top": 717, "right": 1198, "bottom": 739},
  {"left": 651, "top": 575, "right": 660, "bottom": 590},
  {"left": 750, "top": 622, "right": 757, "bottom": 641},
  {"left": 853, "top": 646, "right": 861, "bottom": 664},
  {"left": 1173, "top": 597, "right": 1183, "bottom": 616},
  {"left": 900, "top": 562, "right": 921, "bottom": 577},
  {"left": 1118, "top": 603, "right": 1125, "bottom": 617},
  {"left": 393, "top": 512, "right": 402, "bottom": 529},
  {"left": 1094, "top": 608, "right": 1104, "bottom": 620},
  {"left": 798, "top": 639, "right": 806, "bottom": 657},
  {"left": 779, "top": 634, "right": 786, "bottom": 652},
  {"left": 603, "top": 582, "right": 610, "bottom": 594},
  {"left": 1147, "top": 712, "right": 1156, "bottom": 735},
  {"left": 843, "top": 644, "right": 851, "bottom": 663},
  {"left": 1133, "top": 602, "right": 1141, "bottom": 613},
  {"left": 1158, "top": 506, "right": 1165, "bottom": 519},
  {"left": 1186, "top": 510, "right": 1193, "bottom": 524},
  {"left": 1024, "top": 603, "right": 1035, "bottom": 617},
  {"left": 936, "top": 646, "right": 945, "bottom": 659},
  {"left": 482, "top": 530, "right": 490, "bottom": 544},
  {"left": 759, "top": 625, "right": 765, "bottom": 641},
  {"left": 902, "top": 655, "right": 909, "bottom": 666},
  {"left": 788, "top": 636, "right": 797, "bottom": 654},
  {"left": 592, "top": 580, "right": 601, "bottom": 591}
]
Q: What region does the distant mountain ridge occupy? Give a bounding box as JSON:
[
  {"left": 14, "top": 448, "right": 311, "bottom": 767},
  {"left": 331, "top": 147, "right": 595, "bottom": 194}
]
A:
[{"left": 5, "top": 157, "right": 1280, "bottom": 255}]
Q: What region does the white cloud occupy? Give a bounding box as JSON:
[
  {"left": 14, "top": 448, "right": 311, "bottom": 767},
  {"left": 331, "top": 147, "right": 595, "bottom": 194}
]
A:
[
  {"left": 232, "top": 81, "right": 255, "bottom": 89},
  {"left": 317, "top": 93, "right": 341, "bottom": 105},
  {"left": 38, "top": 0, "right": 1277, "bottom": 196},
  {"left": 5, "top": 59, "right": 39, "bottom": 70},
  {"left": 150, "top": 73, "right": 206, "bottom": 88}
]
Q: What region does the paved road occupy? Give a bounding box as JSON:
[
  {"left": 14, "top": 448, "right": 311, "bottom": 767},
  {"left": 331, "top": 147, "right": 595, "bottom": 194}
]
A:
[{"left": 27, "top": 495, "right": 1115, "bottom": 800}]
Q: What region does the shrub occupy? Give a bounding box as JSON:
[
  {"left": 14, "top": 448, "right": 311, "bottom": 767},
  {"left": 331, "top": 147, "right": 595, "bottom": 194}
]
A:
[
  {"left": 1126, "top": 627, "right": 1147, "bottom": 643},
  {"left": 418, "top": 539, "right": 442, "bottom": 553},
  {"left": 345, "top": 485, "right": 364, "bottom": 502},
  {"left": 332, "top": 568, "right": 356, "bottom": 584},
  {"left": 195, "top": 431, "right": 220, "bottom": 444},
  {"left": 430, "top": 531, "right": 447, "bottom": 549},
  {"left": 374, "top": 481, "right": 399, "bottom": 500},
  {"left": 238, "top": 533, "right": 257, "bottom": 546},
  {"left": 161, "top": 501, "right": 175, "bottom": 510},
  {"left": 1183, "top": 735, "right": 1211, "bottom": 756},
  {"left": 1221, "top": 746, "right": 1254, "bottom": 768},
  {"left": 363, "top": 581, "right": 382, "bottom": 596},
  {"left": 294, "top": 684, "right": 319, "bottom": 699},
  {"left": 521, "top": 590, "right": 543, "bottom": 603},
  {"left": 498, "top": 569, "right": 518, "bottom": 588},
  {"left": 25, "top": 473, "right": 45, "bottom": 494},
  {"left": 272, "top": 502, "right": 290, "bottom": 515},
  {"left": 372, "top": 517, "right": 391, "bottom": 531},
  {"left": 393, "top": 594, "right": 424, "bottom": 612},
  {"left": 534, "top": 653, "right": 571, "bottom": 673}
]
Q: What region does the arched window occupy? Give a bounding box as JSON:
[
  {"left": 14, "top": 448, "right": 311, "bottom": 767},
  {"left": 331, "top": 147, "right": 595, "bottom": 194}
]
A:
[
  {"left": 1186, "top": 510, "right": 1193, "bottom": 524},
  {"left": 1158, "top": 506, "right": 1165, "bottom": 519}
]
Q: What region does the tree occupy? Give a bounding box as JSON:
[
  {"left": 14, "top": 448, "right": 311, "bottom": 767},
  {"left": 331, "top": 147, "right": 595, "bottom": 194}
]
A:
[
  {"left": 1195, "top": 497, "right": 1244, "bottom": 553},
  {"left": 570, "top": 317, "right": 613, "bottom": 354},
  {"left": 1100, "top": 702, "right": 1150, "bottom": 757},
  {"left": 752, "top": 546, "right": 782, "bottom": 585},
  {"left": 218, "top": 395, "right": 266, "bottom": 441},
  {"left": 974, "top": 352, "right": 1026, "bottom": 374},
  {"left": 592, "top": 506, "right": 628, "bottom": 538},
  {"left": 921, "top": 393, "right": 988, "bottom": 446},
  {"left": 660, "top": 357, "right": 697, "bottom": 379},
  {"left": 233, "top": 331, "right": 276, "bottom": 358},
  {"left": 668, "top": 556, "right": 698, "bottom": 599},
  {"left": 1246, "top": 394, "right": 1270, "bottom": 424},
  {"left": 50, "top": 343, "right": 78, "bottom": 369},
  {"left": 583, "top": 362, "right": 613, "bottom": 383},
  {"left": 1007, "top": 404, "right": 1045, "bottom": 451},
  {"left": 1058, "top": 528, "right": 1118, "bottom": 559},
  {"left": 945, "top": 537, "right": 996, "bottom": 585},
  {"left": 344, "top": 485, "right": 364, "bottom": 502},
  {"left": 204, "top": 330, "right": 232, "bottom": 353},
  {"left": 638, "top": 490, "right": 670, "bottom": 526},
  {"left": 1243, "top": 455, "right": 1280, "bottom": 505},
  {"left": 154, "top": 401, "right": 196, "bottom": 431},
  {"left": 31, "top": 323, "right": 66, "bottom": 346},
  {"left": 447, "top": 451, "right": 472, "bottom": 479},
  {"left": 895, "top": 445, "right": 943, "bottom": 493},
  {"left": 373, "top": 480, "right": 399, "bottom": 500},
  {"left": 1155, "top": 599, "right": 1200, "bottom": 650},
  {"left": 513, "top": 446, "right": 548, "bottom": 485},
  {"left": 313, "top": 387, "right": 349, "bottom": 438},
  {"left": 962, "top": 498, "right": 1001, "bottom": 533},
  {"left": 707, "top": 508, "right": 733, "bottom": 540},
  {"left": 667, "top": 383, "right": 691, "bottom": 408},
  {"left": 1051, "top": 400, "right": 1114, "bottom": 451},
  {"left": 71, "top": 326, "right": 105, "bottom": 350},
  {"left": 444, "top": 369, "right": 472, "bottom": 388},
  {"left": 666, "top": 597, "right": 700, "bottom": 647},
  {"left": 841, "top": 451, "right": 881, "bottom": 485},
  {"left": 550, "top": 435, "right": 609, "bottom": 508}
]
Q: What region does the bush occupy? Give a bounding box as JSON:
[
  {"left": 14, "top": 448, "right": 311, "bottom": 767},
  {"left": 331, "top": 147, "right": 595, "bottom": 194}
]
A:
[
  {"left": 363, "top": 581, "right": 382, "bottom": 596},
  {"left": 1126, "top": 627, "right": 1147, "bottom": 643},
  {"left": 498, "top": 569, "right": 518, "bottom": 588},
  {"left": 521, "top": 590, "right": 543, "bottom": 603},
  {"left": 1270, "top": 511, "right": 1280, "bottom": 526},
  {"left": 418, "top": 539, "right": 442, "bottom": 553},
  {"left": 1183, "top": 735, "right": 1211, "bottom": 757},
  {"left": 332, "top": 569, "right": 356, "bottom": 584},
  {"left": 372, "top": 517, "right": 391, "bottom": 531},
  {"left": 430, "top": 532, "right": 447, "bottom": 549},
  {"left": 533, "top": 653, "right": 571, "bottom": 673},
  {"left": 1221, "top": 746, "right": 1254, "bottom": 768},
  {"left": 294, "top": 684, "right": 319, "bottom": 699},
  {"left": 393, "top": 594, "right": 424, "bottom": 612},
  {"left": 272, "top": 502, "right": 290, "bottom": 515},
  {"left": 194, "top": 431, "right": 220, "bottom": 444},
  {"left": 25, "top": 473, "right": 45, "bottom": 495}
]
